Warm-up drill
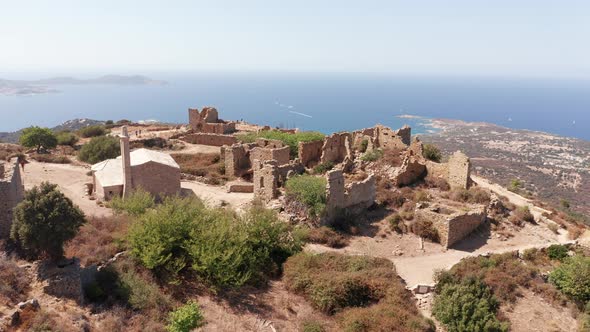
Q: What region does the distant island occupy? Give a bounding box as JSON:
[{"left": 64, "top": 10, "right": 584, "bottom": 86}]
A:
[{"left": 0, "top": 75, "right": 167, "bottom": 96}]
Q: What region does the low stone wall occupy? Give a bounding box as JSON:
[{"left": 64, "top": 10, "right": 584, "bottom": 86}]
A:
[
  {"left": 415, "top": 203, "right": 486, "bottom": 248},
  {"left": 181, "top": 133, "right": 237, "bottom": 147},
  {"left": 226, "top": 181, "right": 254, "bottom": 193},
  {"left": 298, "top": 140, "right": 323, "bottom": 168}
]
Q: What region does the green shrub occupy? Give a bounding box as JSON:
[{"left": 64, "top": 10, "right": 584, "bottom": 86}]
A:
[
  {"left": 78, "top": 135, "right": 120, "bottom": 164},
  {"left": 285, "top": 175, "right": 327, "bottom": 217},
  {"left": 360, "top": 149, "right": 383, "bottom": 162},
  {"left": 11, "top": 182, "right": 86, "bottom": 260},
  {"left": 509, "top": 179, "right": 523, "bottom": 193},
  {"left": 55, "top": 131, "right": 79, "bottom": 146},
  {"left": 549, "top": 255, "right": 590, "bottom": 304},
  {"left": 78, "top": 125, "right": 107, "bottom": 138},
  {"left": 237, "top": 130, "right": 325, "bottom": 157},
  {"left": 19, "top": 126, "right": 57, "bottom": 153},
  {"left": 359, "top": 139, "right": 369, "bottom": 153},
  {"left": 546, "top": 244, "right": 569, "bottom": 261},
  {"left": 423, "top": 144, "right": 442, "bottom": 162},
  {"left": 109, "top": 188, "right": 155, "bottom": 216},
  {"left": 128, "top": 197, "right": 301, "bottom": 287},
  {"left": 388, "top": 214, "right": 403, "bottom": 233},
  {"left": 166, "top": 301, "right": 205, "bottom": 332},
  {"left": 433, "top": 278, "right": 509, "bottom": 332},
  {"left": 313, "top": 161, "right": 334, "bottom": 174}
]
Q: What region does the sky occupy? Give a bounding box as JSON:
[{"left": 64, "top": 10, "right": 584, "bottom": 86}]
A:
[{"left": 1, "top": 0, "right": 589, "bottom": 77}]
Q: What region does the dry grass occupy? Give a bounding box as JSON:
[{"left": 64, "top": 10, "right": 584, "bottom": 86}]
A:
[
  {"left": 0, "top": 143, "right": 23, "bottom": 161},
  {"left": 171, "top": 153, "right": 226, "bottom": 184},
  {"left": 0, "top": 256, "right": 31, "bottom": 305},
  {"left": 305, "top": 226, "right": 349, "bottom": 248},
  {"left": 29, "top": 152, "right": 71, "bottom": 164},
  {"left": 508, "top": 206, "right": 536, "bottom": 226},
  {"left": 64, "top": 215, "right": 131, "bottom": 267}
]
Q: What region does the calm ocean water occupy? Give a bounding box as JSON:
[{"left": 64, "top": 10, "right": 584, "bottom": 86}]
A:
[{"left": 1, "top": 73, "right": 589, "bottom": 141}]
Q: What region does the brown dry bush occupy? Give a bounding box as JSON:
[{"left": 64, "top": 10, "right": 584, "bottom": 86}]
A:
[
  {"left": 508, "top": 206, "right": 535, "bottom": 226},
  {"left": 449, "top": 187, "right": 491, "bottom": 205},
  {"left": 29, "top": 152, "right": 71, "bottom": 164},
  {"left": 284, "top": 252, "right": 433, "bottom": 331},
  {"left": 171, "top": 153, "right": 226, "bottom": 184},
  {"left": 17, "top": 307, "right": 78, "bottom": 332},
  {"left": 410, "top": 219, "right": 440, "bottom": 243},
  {"left": 0, "top": 256, "right": 31, "bottom": 305},
  {"left": 375, "top": 175, "right": 405, "bottom": 208},
  {"left": 0, "top": 143, "right": 23, "bottom": 161},
  {"left": 65, "top": 215, "right": 131, "bottom": 266},
  {"left": 305, "top": 226, "right": 349, "bottom": 248},
  {"left": 377, "top": 148, "right": 403, "bottom": 167},
  {"left": 424, "top": 175, "right": 450, "bottom": 191}
]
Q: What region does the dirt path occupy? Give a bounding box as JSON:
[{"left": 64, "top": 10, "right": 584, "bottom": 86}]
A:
[
  {"left": 23, "top": 161, "right": 112, "bottom": 217},
  {"left": 181, "top": 181, "right": 253, "bottom": 210}
]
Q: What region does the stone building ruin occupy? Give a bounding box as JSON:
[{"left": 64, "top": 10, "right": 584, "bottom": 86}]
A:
[
  {"left": 0, "top": 158, "right": 24, "bottom": 237},
  {"left": 188, "top": 107, "right": 236, "bottom": 134},
  {"left": 325, "top": 170, "right": 376, "bottom": 215}
]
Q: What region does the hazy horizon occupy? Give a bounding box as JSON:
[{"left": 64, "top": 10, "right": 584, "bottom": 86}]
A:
[{"left": 2, "top": 1, "right": 590, "bottom": 78}]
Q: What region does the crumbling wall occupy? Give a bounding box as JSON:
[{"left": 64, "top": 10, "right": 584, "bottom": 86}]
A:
[
  {"left": 298, "top": 140, "right": 323, "bottom": 168},
  {"left": 255, "top": 138, "right": 284, "bottom": 149},
  {"left": 0, "top": 159, "right": 24, "bottom": 238},
  {"left": 415, "top": 204, "right": 486, "bottom": 248},
  {"left": 409, "top": 137, "right": 424, "bottom": 156},
  {"left": 425, "top": 160, "right": 449, "bottom": 179},
  {"left": 226, "top": 181, "right": 254, "bottom": 193},
  {"left": 253, "top": 160, "right": 279, "bottom": 202},
  {"left": 277, "top": 161, "right": 305, "bottom": 185},
  {"left": 448, "top": 151, "right": 471, "bottom": 189},
  {"left": 188, "top": 107, "right": 235, "bottom": 134},
  {"left": 224, "top": 144, "right": 252, "bottom": 178},
  {"left": 393, "top": 155, "right": 427, "bottom": 187},
  {"left": 181, "top": 133, "right": 237, "bottom": 146},
  {"left": 320, "top": 132, "right": 352, "bottom": 164},
  {"left": 374, "top": 125, "right": 410, "bottom": 150},
  {"left": 250, "top": 146, "right": 290, "bottom": 166},
  {"left": 325, "top": 169, "right": 375, "bottom": 212},
  {"left": 37, "top": 259, "right": 84, "bottom": 304}
]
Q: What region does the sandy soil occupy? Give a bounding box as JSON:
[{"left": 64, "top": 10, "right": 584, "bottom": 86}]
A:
[
  {"left": 182, "top": 181, "right": 253, "bottom": 210},
  {"left": 166, "top": 141, "right": 221, "bottom": 155},
  {"left": 502, "top": 289, "right": 577, "bottom": 332},
  {"left": 22, "top": 161, "right": 112, "bottom": 217}
]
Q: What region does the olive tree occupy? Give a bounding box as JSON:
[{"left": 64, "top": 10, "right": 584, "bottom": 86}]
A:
[{"left": 19, "top": 126, "right": 57, "bottom": 153}]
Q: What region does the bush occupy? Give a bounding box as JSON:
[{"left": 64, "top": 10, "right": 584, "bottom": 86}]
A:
[
  {"left": 285, "top": 175, "right": 327, "bottom": 218},
  {"left": 313, "top": 161, "right": 334, "bottom": 174},
  {"left": 237, "top": 130, "right": 325, "bottom": 157},
  {"left": 433, "top": 278, "right": 509, "bottom": 332},
  {"left": 359, "top": 139, "right": 369, "bottom": 153},
  {"left": 19, "top": 126, "right": 57, "bottom": 153},
  {"left": 302, "top": 320, "right": 325, "bottom": 332},
  {"left": 166, "top": 301, "right": 205, "bottom": 332},
  {"left": 128, "top": 197, "right": 301, "bottom": 287},
  {"left": 360, "top": 149, "right": 383, "bottom": 162},
  {"left": 78, "top": 135, "right": 120, "bottom": 164},
  {"left": 78, "top": 125, "right": 107, "bottom": 138},
  {"left": 55, "top": 131, "right": 79, "bottom": 146},
  {"left": 411, "top": 219, "right": 440, "bottom": 243},
  {"left": 11, "top": 182, "right": 86, "bottom": 260},
  {"left": 509, "top": 206, "right": 535, "bottom": 226},
  {"left": 422, "top": 144, "right": 442, "bottom": 162},
  {"left": 546, "top": 244, "right": 569, "bottom": 261},
  {"left": 171, "top": 153, "right": 225, "bottom": 184},
  {"left": 388, "top": 214, "right": 403, "bottom": 233},
  {"left": 549, "top": 255, "right": 590, "bottom": 304},
  {"left": 305, "top": 226, "right": 349, "bottom": 248},
  {"left": 29, "top": 153, "right": 71, "bottom": 164},
  {"left": 0, "top": 256, "right": 31, "bottom": 305},
  {"left": 109, "top": 188, "right": 156, "bottom": 216}
]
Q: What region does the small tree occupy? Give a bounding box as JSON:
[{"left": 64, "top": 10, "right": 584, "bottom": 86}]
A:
[
  {"left": 78, "top": 136, "right": 120, "bottom": 164},
  {"left": 19, "top": 126, "right": 57, "bottom": 153},
  {"left": 166, "top": 301, "right": 205, "bottom": 332},
  {"left": 11, "top": 182, "right": 86, "bottom": 260},
  {"left": 423, "top": 144, "right": 442, "bottom": 162}
]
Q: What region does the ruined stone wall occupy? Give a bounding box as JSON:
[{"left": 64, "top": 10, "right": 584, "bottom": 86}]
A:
[
  {"left": 188, "top": 107, "right": 235, "bottom": 134},
  {"left": 250, "top": 146, "right": 290, "bottom": 166},
  {"left": 226, "top": 181, "right": 254, "bottom": 193},
  {"left": 320, "top": 132, "right": 352, "bottom": 164},
  {"left": 393, "top": 155, "right": 427, "bottom": 187},
  {"left": 298, "top": 140, "right": 323, "bottom": 168},
  {"left": 415, "top": 204, "right": 486, "bottom": 248},
  {"left": 277, "top": 161, "right": 305, "bottom": 186},
  {"left": 425, "top": 160, "right": 449, "bottom": 179},
  {"left": 325, "top": 170, "right": 376, "bottom": 212},
  {"left": 253, "top": 160, "right": 279, "bottom": 202},
  {"left": 352, "top": 133, "right": 375, "bottom": 153},
  {"left": 374, "top": 125, "right": 410, "bottom": 150},
  {"left": 448, "top": 151, "right": 471, "bottom": 189},
  {"left": 224, "top": 144, "right": 252, "bottom": 178},
  {"left": 255, "top": 138, "right": 284, "bottom": 149},
  {"left": 131, "top": 162, "right": 181, "bottom": 198},
  {"left": 181, "top": 133, "right": 237, "bottom": 146},
  {"left": 0, "top": 159, "right": 24, "bottom": 238},
  {"left": 201, "top": 122, "right": 236, "bottom": 134}
]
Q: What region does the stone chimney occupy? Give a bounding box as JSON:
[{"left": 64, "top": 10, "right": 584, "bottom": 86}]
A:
[{"left": 120, "top": 126, "right": 133, "bottom": 197}]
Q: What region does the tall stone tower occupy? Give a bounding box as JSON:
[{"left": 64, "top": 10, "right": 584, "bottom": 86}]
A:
[{"left": 120, "top": 126, "right": 133, "bottom": 197}]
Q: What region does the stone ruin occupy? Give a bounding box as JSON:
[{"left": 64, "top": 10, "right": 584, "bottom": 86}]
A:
[
  {"left": 325, "top": 169, "right": 376, "bottom": 215},
  {"left": 0, "top": 158, "right": 24, "bottom": 238},
  {"left": 415, "top": 202, "right": 487, "bottom": 248},
  {"left": 188, "top": 107, "right": 236, "bottom": 134}
]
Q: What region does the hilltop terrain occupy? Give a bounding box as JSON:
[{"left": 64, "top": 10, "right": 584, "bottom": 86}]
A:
[{"left": 421, "top": 119, "right": 590, "bottom": 218}]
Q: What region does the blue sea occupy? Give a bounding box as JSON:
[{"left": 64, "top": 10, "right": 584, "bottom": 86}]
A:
[{"left": 1, "top": 72, "right": 589, "bottom": 141}]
